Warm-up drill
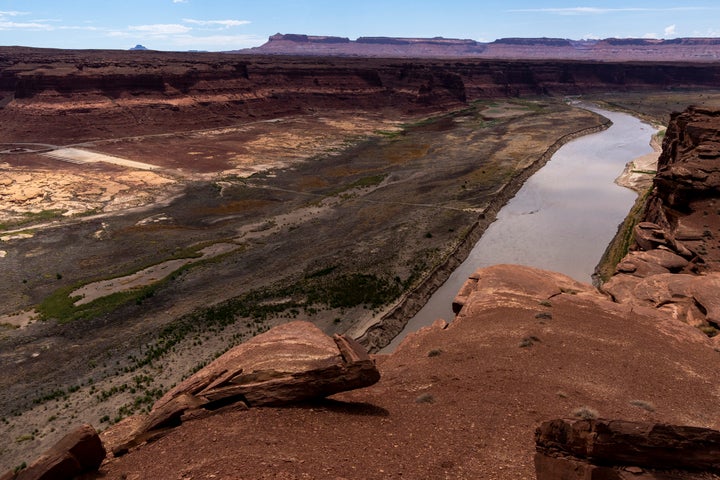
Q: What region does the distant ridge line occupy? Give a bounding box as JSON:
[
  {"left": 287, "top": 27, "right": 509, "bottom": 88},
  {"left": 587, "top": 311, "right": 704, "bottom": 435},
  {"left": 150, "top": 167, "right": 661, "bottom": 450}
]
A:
[{"left": 237, "top": 33, "right": 720, "bottom": 61}]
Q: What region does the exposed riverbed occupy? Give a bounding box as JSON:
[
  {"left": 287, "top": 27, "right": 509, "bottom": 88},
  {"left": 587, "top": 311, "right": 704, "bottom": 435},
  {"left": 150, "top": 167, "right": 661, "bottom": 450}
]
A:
[{"left": 383, "top": 104, "right": 658, "bottom": 351}]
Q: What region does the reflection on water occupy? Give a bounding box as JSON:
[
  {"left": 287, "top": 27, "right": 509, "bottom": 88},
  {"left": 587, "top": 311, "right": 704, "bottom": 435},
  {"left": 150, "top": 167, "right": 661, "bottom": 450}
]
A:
[{"left": 382, "top": 105, "right": 656, "bottom": 351}]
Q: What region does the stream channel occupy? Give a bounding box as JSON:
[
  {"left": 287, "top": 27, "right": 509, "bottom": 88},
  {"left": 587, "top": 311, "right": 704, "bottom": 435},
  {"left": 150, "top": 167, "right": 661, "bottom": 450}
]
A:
[{"left": 382, "top": 103, "right": 658, "bottom": 351}]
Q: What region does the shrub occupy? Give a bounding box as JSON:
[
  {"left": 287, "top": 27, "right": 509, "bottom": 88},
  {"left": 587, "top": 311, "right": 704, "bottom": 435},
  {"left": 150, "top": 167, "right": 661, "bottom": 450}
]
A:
[
  {"left": 519, "top": 335, "right": 540, "bottom": 348},
  {"left": 630, "top": 400, "right": 655, "bottom": 412},
  {"left": 572, "top": 406, "right": 598, "bottom": 420},
  {"left": 415, "top": 393, "right": 435, "bottom": 404}
]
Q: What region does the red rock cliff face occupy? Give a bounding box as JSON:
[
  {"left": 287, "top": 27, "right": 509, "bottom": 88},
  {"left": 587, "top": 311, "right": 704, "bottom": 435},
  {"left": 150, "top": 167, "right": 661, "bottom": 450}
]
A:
[
  {"left": 649, "top": 107, "right": 720, "bottom": 218},
  {"left": 4, "top": 47, "right": 720, "bottom": 143},
  {"left": 248, "top": 34, "right": 720, "bottom": 62},
  {"left": 602, "top": 106, "right": 720, "bottom": 342}
]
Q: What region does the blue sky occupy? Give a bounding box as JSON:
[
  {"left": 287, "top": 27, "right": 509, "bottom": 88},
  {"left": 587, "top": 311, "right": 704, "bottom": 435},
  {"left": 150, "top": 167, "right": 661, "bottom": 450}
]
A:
[{"left": 2, "top": 1, "right": 720, "bottom": 51}]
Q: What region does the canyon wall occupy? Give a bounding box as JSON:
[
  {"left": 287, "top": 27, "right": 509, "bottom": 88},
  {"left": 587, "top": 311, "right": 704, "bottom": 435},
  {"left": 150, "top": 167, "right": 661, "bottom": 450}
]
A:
[
  {"left": 602, "top": 106, "right": 720, "bottom": 344},
  {"left": 3, "top": 47, "right": 720, "bottom": 143}
]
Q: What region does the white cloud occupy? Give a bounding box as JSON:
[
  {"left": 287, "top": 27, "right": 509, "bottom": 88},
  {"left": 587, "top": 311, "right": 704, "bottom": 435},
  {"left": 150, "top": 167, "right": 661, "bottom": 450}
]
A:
[
  {"left": 0, "top": 10, "right": 43, "bottom": 29},
  {"left": 510, "top": 7, "right": 717, "bottom": 15},
  {"left": 0, "top": 20, "right": 52, "bottom": 30},
  {"left": 0, "top": 10, "right": 27, "bottom": 17},
  {"left": 664, "top": 24, "right": 677, "bottom": 37},
  {"left": 643, "top": 32, "right": 659, "bottom": 39},
  {"left": 129, "top": 24, "right": 191, "bottom": 35},
  {"left": 172, "top": 0, "right": 189, "bottom": 3},
  {"left": 58, "top": 25, "right": 101, "bottom": 31},
  {"left": 183, "top": 19, "right": 250, "bottom": 28}
]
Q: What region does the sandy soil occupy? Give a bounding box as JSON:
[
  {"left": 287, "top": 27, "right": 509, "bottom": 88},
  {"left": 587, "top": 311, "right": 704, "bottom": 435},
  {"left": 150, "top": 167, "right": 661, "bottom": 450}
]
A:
[
  {"left": 94, "top": 266, "right": 720, "bottom": 480},
  {"left": 614, "top": 131, "right": 662, "bottom": 193}
]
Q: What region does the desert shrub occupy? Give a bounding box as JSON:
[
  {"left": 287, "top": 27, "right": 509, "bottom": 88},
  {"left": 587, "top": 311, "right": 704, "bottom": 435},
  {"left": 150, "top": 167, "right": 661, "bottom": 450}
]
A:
[
  {"left": 630, "top": 400, "right": 655, "bottom": 412},
  {"left": 572, "top": 406, "right": 598, "bottom": 420},
  {"left": 519, "top": 335, "right": 541, "bottom": 348},
  {"left": 415, "top": 393, "right": 435, "bottom": 404}
]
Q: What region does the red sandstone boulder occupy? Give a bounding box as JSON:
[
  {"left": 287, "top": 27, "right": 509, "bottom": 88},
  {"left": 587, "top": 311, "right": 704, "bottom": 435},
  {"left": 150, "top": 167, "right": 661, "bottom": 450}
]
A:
[
  {"left": 155, "top": 321, "right": 379, "bottom": 410},
  {"left": 605, "top": 106, "right": 720, "bottom": 337},
  {"left": 633, "top": 222, "right": 672, "bottom": 252},
  {"left": 452, "top": 263, "right": 592, "bottom": 314},
  {"left": 0, "top": 424, "right": 105, "bottom": 480},
  {"left": 615, "top": 248, "right": 690, "bottom": 277},
  {"left": 108, "top": 321, "right": 380, "bottom": 456},
  {"left": 602, "top": 272, "right": 720, "bottom": 329},
  {"left": 536, "top": 418, "right": 720, "bottom": 479}
]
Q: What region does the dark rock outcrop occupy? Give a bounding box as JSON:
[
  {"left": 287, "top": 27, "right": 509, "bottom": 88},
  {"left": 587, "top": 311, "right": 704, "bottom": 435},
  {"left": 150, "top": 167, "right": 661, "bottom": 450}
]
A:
[
  {"left": 105, "top": 321, "right": 380, "bottom": 456},
  {"left": 0, "top": 424, "right": 105, "bottom": 480},
  {"left": 536, "top": 418, "right": 720, "bottom": 479}
]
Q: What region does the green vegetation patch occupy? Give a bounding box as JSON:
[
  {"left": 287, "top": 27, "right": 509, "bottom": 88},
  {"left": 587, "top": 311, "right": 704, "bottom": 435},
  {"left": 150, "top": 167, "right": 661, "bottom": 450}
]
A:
[
  {"left": 594, "top": 188, "right": 651, "bottom": 284},
  {"left": 36, "top": 283, "right": 160, "bottom": 324},
  {"left": 304, "top": 273, "right": 402, "bottom": 309},
  {"left": 36, "top": 241, "right": 237, "bottom": 323},
  {"left": 125, "top": 270, "right": 405, "bottom": 372},
  {"left": 326, "top": 173, "right": 388, "bottom": 196},
  {"left": 0, "top": 209, "right": 66, "bottom": 231}
]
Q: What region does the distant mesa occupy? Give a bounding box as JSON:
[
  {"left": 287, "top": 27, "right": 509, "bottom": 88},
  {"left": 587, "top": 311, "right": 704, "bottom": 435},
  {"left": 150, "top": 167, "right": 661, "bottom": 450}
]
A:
[
  {"left": 129, "top": 44, "right": 149, "bottom": 51},
  {"left": 239, "top": 33, "right": 720, "bottom": 61}
]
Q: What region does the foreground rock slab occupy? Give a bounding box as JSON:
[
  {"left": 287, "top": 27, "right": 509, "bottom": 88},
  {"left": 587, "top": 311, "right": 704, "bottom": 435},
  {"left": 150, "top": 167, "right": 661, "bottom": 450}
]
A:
[
  {"left": 106, "top": 321, "right": 380, "bottom": 455},
  {"left": 536, "top": 418, "right": 720, "bottom": 479},
  {"left": 0, "top": 424, "right": 105, "bottom": 480}
]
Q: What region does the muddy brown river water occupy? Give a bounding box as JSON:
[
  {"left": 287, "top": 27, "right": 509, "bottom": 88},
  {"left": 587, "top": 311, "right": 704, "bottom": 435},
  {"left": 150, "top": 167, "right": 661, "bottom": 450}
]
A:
[{"left": 383, "top": 104, "right": 657, "bottom": 351}]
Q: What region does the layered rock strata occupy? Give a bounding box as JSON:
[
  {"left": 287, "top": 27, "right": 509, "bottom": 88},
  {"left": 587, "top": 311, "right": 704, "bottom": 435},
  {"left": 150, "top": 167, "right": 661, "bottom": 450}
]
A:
[
  {"left": 535, "top": 418, "right": 720, "bottom": 479},
  {"left": 101, "top": 321, "right": 379, "bottom": 456},
  {"left": 602, "top": 106, "right": 720, "bottom": 344},
  {"left": 0, "top": 424, "right": 105, "bottom": 480},
  {"left": 4, "top": 48, "right": 720, "bottom": 143},
  {"left": 248, "top": 34, "right": 720, "bottom": 62}
]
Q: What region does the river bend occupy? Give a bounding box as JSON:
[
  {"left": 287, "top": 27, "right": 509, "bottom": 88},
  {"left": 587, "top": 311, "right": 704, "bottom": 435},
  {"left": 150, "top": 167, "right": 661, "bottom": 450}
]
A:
[{"left": 383, "top": 104, "right": 657, "bottom": 351}]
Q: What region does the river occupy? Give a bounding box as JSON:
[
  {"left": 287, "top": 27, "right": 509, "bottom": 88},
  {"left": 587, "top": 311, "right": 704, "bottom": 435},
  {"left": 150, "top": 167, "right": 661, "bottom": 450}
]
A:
[{"left": 382, "top": 104, "right": 657, "bottom": 351}]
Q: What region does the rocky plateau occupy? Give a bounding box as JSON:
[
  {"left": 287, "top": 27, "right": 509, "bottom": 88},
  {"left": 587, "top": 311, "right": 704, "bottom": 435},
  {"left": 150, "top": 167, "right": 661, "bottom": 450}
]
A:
[{"left": 247, "top": 34, "right": 720, "bottom": 62}]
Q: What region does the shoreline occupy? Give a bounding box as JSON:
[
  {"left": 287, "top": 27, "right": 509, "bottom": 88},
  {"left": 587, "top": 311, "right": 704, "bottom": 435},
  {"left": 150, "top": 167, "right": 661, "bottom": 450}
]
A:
[{"left": 357, "top": 116, "right": 613, "bottom": 352}]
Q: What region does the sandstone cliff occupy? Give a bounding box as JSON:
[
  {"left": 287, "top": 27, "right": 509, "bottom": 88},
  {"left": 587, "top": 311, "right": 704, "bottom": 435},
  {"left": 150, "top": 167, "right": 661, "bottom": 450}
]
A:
[
  {"left": 603, "top": 106, "right": 720, "bottom": 344},
  {"left": 4, "top": 48, "right": 720, "bottom": 143},
  {"left": 247, "top": 33, "right": 720, "bottom": 62}
]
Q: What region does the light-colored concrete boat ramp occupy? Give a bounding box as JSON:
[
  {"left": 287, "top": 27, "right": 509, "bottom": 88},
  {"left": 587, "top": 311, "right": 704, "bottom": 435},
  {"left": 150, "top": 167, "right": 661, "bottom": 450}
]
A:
[{"left": 44, "top": 148, "right": 159, "bottom": 170}]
